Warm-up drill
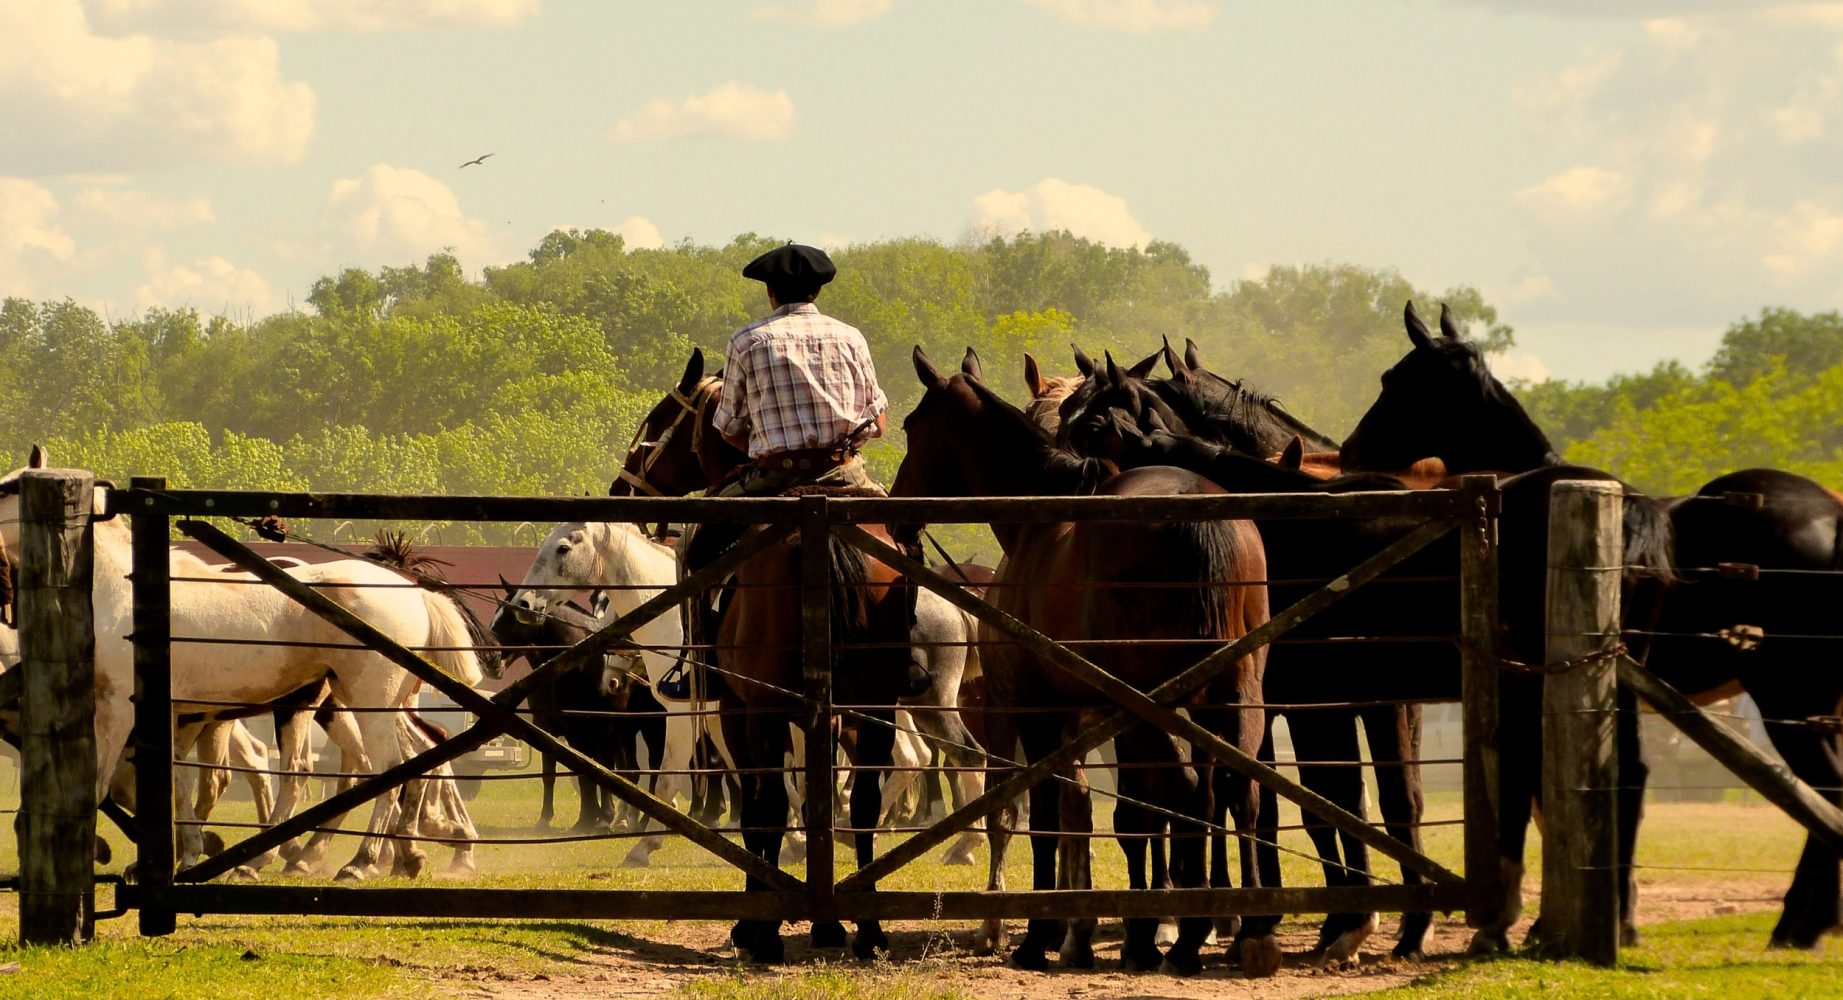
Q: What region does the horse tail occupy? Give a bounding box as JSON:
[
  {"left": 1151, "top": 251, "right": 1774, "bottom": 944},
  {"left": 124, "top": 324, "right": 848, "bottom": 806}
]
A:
[
  {"left": 825, "top": 531, "right": 873, "bottom": 646},
  {"left": 421, "top": 590, "right": 485, "bottom": 688},
  {"left": 1168, "top": 518, "right": 1239, "bottom": 640}
]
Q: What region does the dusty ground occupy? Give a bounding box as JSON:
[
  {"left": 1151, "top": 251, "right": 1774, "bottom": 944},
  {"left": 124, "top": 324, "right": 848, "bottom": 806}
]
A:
[{"left": 444, "top": 879, "right": 1787, "bottom": 1000}]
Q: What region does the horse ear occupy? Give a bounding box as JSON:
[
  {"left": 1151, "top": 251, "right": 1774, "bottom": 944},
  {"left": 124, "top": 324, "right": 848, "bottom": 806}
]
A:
[
  {"left": 676, "top": 349, "right": 704, "bottom": 395},
  {"left": 27, "top": 444, "right": 47, "bottom": 469},
  {"left": 1161, "top": 336, "right": 1189, "bottom": 380},
  {"left": 1279, "top": 436, "right": 1305, "bottom": 469},
  {"left": 961, "top": 346, "right": 985, "bottom": 383},
  {"left": 1184, "top": 338, "right": 1203, "bottom": 373},
  {"left": 497, "top": 574, "right": 515, "bottom": 599},
  {"left": 1439, "top": 302, "right": 1462, "bottom": 340},
  {"left": 1023, "top": 353, "right": 1045, "bottom": 397},
  {"left": 913, "top": 345, "right": 949, "bottom": 390},
  {"left": 1404, "top": 301, "right": 1434, "bottom": 350},
  {"left": 1072, "top": 344, "right": 1095, "bottom": 378},
  {"left": 1128, "top": 348, "right": 1159, "bottom": 380},
  {"left": 1104, "top": 350, "right": 1126, "bottom": 387}
]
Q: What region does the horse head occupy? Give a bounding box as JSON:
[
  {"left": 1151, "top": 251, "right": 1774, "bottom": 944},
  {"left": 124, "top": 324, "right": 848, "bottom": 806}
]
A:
[
  {"left": 1020, "top": 352, "right": 1085, "bottom": 440},
  {"left": 1340, "top": 301, "right": 1557, "bottom": 475},
  {"left": 610, "top": 347, "right": 744, "bottom": 499}
]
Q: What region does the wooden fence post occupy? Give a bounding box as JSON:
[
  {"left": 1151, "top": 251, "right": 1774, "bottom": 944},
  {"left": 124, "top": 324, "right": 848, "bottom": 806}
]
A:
[
  {"left": 130, "top": 475, "right": 176, "bottom": 936},
  {"left": 1457, "top": 475, "right": 1504, "bottom": 930},
  {"left": 1540, "top": 480, "right": 1622, "bottom": 966},
  {"left": 799, "top": 496, "right": 836, "bottom": 921},
  {"left": 17, "top": 469, "right": 96, "bottom": 946}
]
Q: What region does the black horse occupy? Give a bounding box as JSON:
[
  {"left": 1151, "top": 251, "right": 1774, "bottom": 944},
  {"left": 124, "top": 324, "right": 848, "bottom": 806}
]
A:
[
  {"left": 1340, "top": 300, "right": 1843, "bottom": 950},
  {"left": 487, "top": 593, "right": 666, "bottom": 834}
]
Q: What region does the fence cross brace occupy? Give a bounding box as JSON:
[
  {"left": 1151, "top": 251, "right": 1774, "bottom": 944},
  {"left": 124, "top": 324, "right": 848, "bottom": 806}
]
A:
[
  {"left": 171, "top": 519, "right": 802, "bottom": 890},
  {"left": 834, "top": 517, "right": 1463, "bottom": 891}
]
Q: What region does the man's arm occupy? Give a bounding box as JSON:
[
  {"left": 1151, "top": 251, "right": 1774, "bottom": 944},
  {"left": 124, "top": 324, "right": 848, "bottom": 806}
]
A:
[{"left": 870, "top": 411, "right": 887, "bottom": 439}]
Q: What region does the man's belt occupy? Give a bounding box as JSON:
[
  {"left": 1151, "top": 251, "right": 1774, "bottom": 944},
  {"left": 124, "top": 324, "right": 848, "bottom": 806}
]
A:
[{"left": 758, "top": 447, "right": 855, "bottom": 473}]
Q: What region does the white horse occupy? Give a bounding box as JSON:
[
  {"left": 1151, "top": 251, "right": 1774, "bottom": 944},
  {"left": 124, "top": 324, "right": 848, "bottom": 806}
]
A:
[
  {"left": 498, "top": 519, "right": 751, "bottom": 867},
  {"left": 0, "top": 447, "right": 483, "bottom": 882}
]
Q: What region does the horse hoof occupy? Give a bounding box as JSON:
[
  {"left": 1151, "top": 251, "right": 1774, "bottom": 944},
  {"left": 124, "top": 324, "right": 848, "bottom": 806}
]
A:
[
  {"left": 1158, "top": 955, "right": 1203, "bottom": 978},
  {"left": 1005, "top": 947, "right": 1050, "bottom": 972},
  {"left": 228, "top": 866, "right": 260, "bottom": 884},
  {"left": 282, "top": 860, "right": 316, "bottom": 878},
  {"left": 811, "top": 922, "right": 848, "bottom": 950},
  {"left": 1120, "top": 947, "right": 1164, "bottom": 973},
  {"left": 1769, "top": 934, "right": 1822, "bottom": 951},
  {"left": 1621, "top": 921, "right": 1641, "bottom": 948},
  {"left": 620, "top": 852, "right": 651, "bottom": 869},
  {"left": 1467, "top": 929, "right": 1510, "bottom": 955},
  {"left": 973, "top": 921, "right": 1006, "bottom": 957},
  {"left": 122, "top": 862, "right": 139, "bottom": 884},
  {"left": 1059, "top": 938, "right": 1096, "bottom": 970},
  {"left": 335, "top": 865, "right": 369, "bottom": 883},
  {"left": 1240, "top": 936, "right": 1283, "bottom": 978},
  {"left": 94, "top": 837, "right": 113, "bottom": 866},
  {"left": 1154, "top": 920, "right": 1179, "bottom": 948},
  {"left": 1215, "top": 916, "right": 1241, "bottom": 942},
  {"left": 748, "top": 933, "right": 785, "bottom": 965},
  {"left": 852, "top": 928, "right": 891, "bottom": 960},
  {"left": 941, "top": 846, "right": 976, "bottom": 866},
  {"left": 1392, "top": 945, "right": 1426, "bottom": 963}
]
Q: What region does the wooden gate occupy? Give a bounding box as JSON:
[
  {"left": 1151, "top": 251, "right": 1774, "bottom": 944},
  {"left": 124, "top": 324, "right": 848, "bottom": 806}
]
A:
[{"left": 53, "top": 474, "right": 1508, "bottom": 937}]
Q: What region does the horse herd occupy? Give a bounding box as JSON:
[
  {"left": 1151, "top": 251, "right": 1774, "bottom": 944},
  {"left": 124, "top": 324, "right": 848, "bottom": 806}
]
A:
[{"left": 0, "top": 301, "right": 1839, "bottom": 979}]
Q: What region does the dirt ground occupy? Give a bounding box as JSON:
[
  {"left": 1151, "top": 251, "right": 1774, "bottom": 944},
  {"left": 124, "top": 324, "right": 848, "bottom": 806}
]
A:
[{"left": 443, "top": 879, "right": 1787, "bottom": 1000}]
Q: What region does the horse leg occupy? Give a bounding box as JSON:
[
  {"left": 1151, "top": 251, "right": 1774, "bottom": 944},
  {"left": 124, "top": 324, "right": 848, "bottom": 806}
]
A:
[
  {"left": 1056, "top": 756, "right": 1097, "bottom": 969},
  {"left": 1008, "top": 716, "right": 1067, "bottom": 971},
  {"left": 228, "top": 722, "right": 276, "bottom": 828},
  {"left": 334, "top": 702, "right": 408, "bottom": 883},
  {"left": 290, "top": 707, "right": 365, "bottom": 877},
  {"left": 172, "top": 723, "right": 208, "bottom": 871},
  {"left": 974, "top": 712, "right": 1018, "bottom": 957},
  {"left": 1115, "top": 762, "right": 1164, "bottom": 972},
  {"left": 538, "top": 749, "right": 558, "bottom": 832},
  {"left": 1756, "top": 688, "right": 1843, "bottom": 948},
  {"left": 723, "top": 699, "right": 790, "bottom": 963},
  {"left": 848, "top": 711, "right": 897, "bottom": 959},
  {"left": 1207, "top": 702, "right": 1281, "bottom": 978},
  {"left": 1293, "top": 708, "right": 1377, "bottom": 963},
  {"left": 623, "top": 708, "right": 689, "bottom": 868},
  {"left": 942, "top": 745, "right": 987, "bottom": 866},
  {"left": 1364, "top": 702, "right": 1431, "bottom": 960},
  {"left": 1472, "top": 675, "right": 1541, "bottom": 953},
  {"left": 1613, "top": 686, "right": 1648, "bottom": 946}
]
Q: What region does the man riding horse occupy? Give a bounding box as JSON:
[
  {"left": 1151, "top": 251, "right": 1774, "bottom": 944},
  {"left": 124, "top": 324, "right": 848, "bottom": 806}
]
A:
[{"left": 657, "top": 243, "right": 889, "bottom": 699}]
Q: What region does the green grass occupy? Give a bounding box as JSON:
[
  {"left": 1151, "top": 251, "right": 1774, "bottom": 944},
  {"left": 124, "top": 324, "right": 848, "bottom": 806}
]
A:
[
  {"left": 0, "top": 752, "right": 1826, "bottom": 998},
  {"left": 1374, "top": 911, "right": 1838, "bottom": 999}
]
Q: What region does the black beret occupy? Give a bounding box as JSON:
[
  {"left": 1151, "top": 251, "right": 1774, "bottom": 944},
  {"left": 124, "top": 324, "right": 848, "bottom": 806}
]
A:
[{"left": 742, "top": 243, "right": 836, "bottom": 286}]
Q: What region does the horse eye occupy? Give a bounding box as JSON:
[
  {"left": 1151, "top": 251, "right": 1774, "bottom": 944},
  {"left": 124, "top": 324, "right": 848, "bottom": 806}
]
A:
[{"left": 555, "top": 544, "right": 570, "bottom": 556}]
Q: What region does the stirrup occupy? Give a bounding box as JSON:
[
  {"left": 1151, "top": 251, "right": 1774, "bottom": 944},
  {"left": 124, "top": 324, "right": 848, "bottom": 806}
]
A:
[{"left": 656, "top": 660, "right": 699, "bottom": 702}]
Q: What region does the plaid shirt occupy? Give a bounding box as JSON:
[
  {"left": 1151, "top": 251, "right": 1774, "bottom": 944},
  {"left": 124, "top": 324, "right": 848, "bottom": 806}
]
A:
[{"left": 713, "top": 302, "right": 888, "bottom": 460}]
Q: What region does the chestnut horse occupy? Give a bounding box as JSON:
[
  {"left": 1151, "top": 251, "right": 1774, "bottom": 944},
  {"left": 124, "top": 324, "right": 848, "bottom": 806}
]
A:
[{"left": 892, "top": 347, "right": 1277, "bottom": 977}]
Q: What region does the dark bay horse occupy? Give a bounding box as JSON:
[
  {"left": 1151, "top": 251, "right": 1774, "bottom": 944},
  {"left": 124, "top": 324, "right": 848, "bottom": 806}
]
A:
[
  {"left": 892, "top": 347, "right": 1276, "bottom": 977},
  {"left": 616, "top": 350, "right": 927, "bottom": 963},
  {"left": 1337, "top": 300, "right": 1843, "bottom": 950}
]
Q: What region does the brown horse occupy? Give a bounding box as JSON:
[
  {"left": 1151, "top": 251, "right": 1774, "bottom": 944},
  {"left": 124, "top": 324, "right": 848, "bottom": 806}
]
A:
[
  {"left": 892, "top": 347, "right": 1277, "bottom": 977},
  {"left": 613, "top": 351, "right": 926, "bottom": 962}
]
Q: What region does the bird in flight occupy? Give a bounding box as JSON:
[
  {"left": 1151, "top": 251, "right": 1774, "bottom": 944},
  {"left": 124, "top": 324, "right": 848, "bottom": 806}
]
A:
[{"left": 459, "top": 153, "right": 494, "bottom": 169}]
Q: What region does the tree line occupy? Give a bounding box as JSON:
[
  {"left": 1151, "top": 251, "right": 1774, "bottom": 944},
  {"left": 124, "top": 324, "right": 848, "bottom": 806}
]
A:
[{"left": 0, "top": 228, "right": 1833, "bottom": 541}]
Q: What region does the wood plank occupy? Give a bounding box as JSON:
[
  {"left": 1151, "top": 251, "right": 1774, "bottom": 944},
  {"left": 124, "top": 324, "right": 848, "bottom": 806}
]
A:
[
  {"left": 17, "top": 470, "right": 97, "bottom": 946},
  {"left": 175, "top": 521, "right": 801, "bottom": 889},
  {"left": 1457, "top": 475, "right": 1505, "bottom": 926},
  {"left": 144, "top": 882, "right": 1468, "bottom": 922},
  {"left": 130, "top": 475, "right": 177, "bottom": 936},
  {"left": 798, "top": 498, "right": 836, "bottom": 918},
  {"left": 832, "top": 518, "right": 1462, "bottom": 891},
  {"left": 1617, "top": 656, "right": 1843, "bottom": 856},
  {"left": 1540, "top": 480, "right": 1623, "bottom": 967},
  {"left": 122, "top": 487, "right": 1468, "bottom": 526}
]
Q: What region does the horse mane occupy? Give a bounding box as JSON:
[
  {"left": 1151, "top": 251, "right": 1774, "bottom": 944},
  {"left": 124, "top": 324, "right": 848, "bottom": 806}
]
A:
[
  {"left": 1453, "top": 339, "right": 1562, "bottom": 466},
  {"left": 962, "top": 375, "right": 1113, "bottom": 496},
  {"left": 1622, "top": 493, "right": 1678, "bottom": 586},
  {"left": 1158, "top": 369, "right": 1337, "bottom": 454}
]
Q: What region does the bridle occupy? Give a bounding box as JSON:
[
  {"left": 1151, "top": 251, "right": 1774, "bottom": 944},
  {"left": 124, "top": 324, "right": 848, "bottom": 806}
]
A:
[{"left": 614, "top": 375, "right": 723, "bottom": 498}]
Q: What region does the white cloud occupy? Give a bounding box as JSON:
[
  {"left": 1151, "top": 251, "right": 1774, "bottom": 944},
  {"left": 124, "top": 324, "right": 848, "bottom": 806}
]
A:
[
  {"left": 752, "top": 0, "right": 894, "bottom": 28},
  {"left": 323, "top": 164, "right": 498, "bottom": 266},
  {"left": 1018, "top": 0, "right": 1217, "bottom": 33},
  {"left": 1513, "top": 167, "right": 1631, "bottom": 216},
  {"left": 968, "top": 178, "right": 1153, "bottom": 247},
  {"left": 1491, "top": 352, "right": 1552, "bottom": 384},
  {"left": 74, "top": 188, "right": 214, "bottom": 229},
  {"left": 0, "top": 1, "right": 315, "bottom": 174},
  {"left": 0, "top": 179, "right": 76, "bottom": 298},
  {"left": 609, "top": 83, "right": 796, "bottom": 143},
  {"left": 612, "top": 216, "right": 664, "bottom": 250},
  {"left": 134, "top": 250, "right": 277, "bottom": 315},
  {"left": 1507, "top": 9, "right": 1843, "bottom": 325},
  {"left": 81, "top": 0, "right": 539, "bottom": 35}
]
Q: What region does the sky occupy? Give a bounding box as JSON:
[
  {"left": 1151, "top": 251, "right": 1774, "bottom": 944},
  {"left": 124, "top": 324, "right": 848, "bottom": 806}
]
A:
[{"left": 5, "top": 1, "right": 1843, "bottom": 385}]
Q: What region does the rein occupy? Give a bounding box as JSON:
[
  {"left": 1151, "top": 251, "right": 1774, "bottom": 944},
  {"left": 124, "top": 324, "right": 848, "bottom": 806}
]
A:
[{"left": 615, "top": 375, "right": 723, "bottom": 499}]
